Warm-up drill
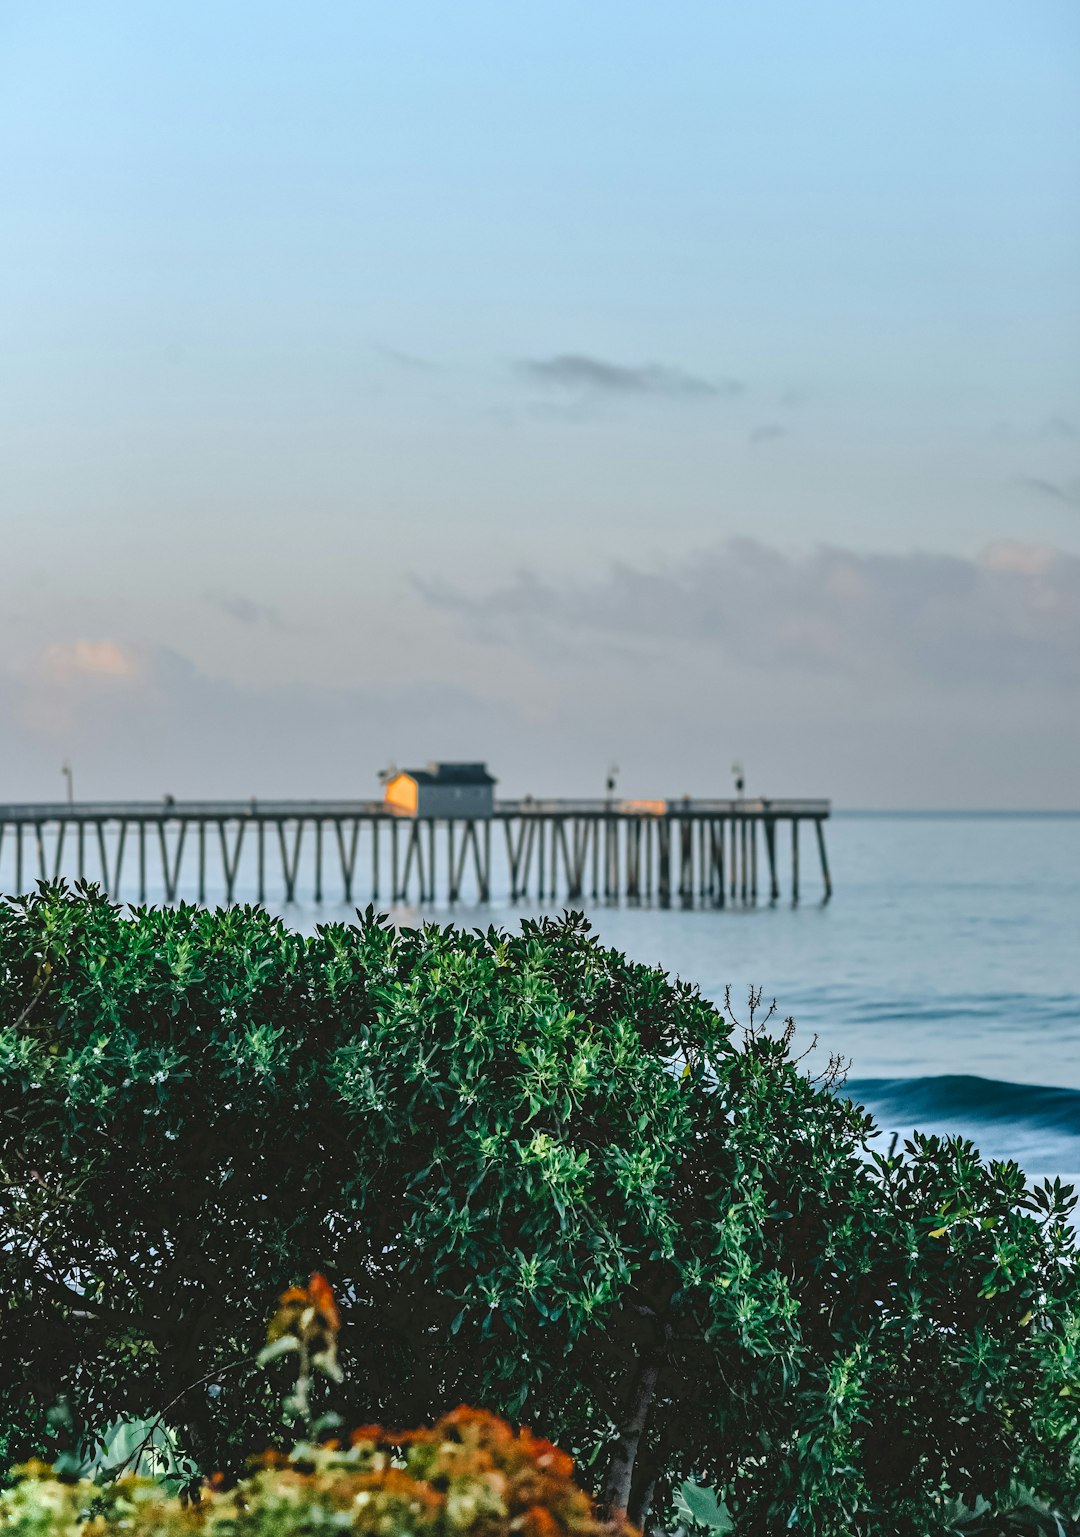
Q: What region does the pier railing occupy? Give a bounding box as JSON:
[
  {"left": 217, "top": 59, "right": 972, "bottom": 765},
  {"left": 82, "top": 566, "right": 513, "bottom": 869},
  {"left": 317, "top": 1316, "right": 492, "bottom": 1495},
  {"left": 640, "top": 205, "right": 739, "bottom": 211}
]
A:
[{"left": 0, "top": 798, "right": 831, "bottom": 908}]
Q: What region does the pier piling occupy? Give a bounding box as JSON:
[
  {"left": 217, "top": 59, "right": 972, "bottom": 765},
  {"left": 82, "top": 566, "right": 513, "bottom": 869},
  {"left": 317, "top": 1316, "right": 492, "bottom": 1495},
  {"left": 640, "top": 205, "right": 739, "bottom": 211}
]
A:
[{"left": 0, "top": 797, "right": 831, "bottom": 909}]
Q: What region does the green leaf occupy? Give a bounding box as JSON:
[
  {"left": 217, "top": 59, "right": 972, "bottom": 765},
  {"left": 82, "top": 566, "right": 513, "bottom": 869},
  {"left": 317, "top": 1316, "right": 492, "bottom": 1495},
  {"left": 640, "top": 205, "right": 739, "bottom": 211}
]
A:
[{"left": 678, "top": 1480, "right": 734, "bottom": 1534}]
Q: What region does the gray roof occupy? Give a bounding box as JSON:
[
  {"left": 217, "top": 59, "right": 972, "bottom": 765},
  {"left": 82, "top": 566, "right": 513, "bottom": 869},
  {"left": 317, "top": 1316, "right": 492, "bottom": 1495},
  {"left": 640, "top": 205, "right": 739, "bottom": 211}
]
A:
[{"left": 404, "top": 762, "right": 497, "bottom": 786}]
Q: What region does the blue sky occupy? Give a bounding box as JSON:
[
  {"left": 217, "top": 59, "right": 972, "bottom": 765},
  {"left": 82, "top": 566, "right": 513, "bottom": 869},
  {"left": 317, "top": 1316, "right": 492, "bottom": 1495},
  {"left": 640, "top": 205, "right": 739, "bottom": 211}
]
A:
[{"left": 1, "top": 2, "right": 1078, "bottom": 804}]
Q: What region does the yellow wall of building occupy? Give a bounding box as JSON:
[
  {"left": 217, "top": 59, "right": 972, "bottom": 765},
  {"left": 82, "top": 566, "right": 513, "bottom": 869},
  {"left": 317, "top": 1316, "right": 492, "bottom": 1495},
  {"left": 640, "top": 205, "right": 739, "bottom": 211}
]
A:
[{"left": 384, "top": 773, "right": 418, "bottom": 815}]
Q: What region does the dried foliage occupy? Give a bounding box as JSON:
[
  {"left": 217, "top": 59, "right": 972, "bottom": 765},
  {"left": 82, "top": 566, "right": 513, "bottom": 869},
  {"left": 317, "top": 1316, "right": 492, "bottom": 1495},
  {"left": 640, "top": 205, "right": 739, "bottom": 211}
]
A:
[{"left": 0, "top": 1407, "right": 634, "bottom": 1537}]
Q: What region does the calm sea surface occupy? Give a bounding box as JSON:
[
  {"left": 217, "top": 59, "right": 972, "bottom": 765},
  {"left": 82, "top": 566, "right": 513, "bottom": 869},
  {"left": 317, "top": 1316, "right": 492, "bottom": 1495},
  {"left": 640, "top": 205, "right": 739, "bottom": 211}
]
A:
[{"left": 283, "top": 813, "right": 1080, "bottom": 1184}]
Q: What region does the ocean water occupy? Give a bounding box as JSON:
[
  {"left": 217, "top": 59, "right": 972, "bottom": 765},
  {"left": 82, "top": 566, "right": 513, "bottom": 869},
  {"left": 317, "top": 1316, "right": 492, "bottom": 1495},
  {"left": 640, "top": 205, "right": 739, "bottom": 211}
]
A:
[
  {"left": 282, "top": 813, "right": 1080, "bottom": 1184},
  {"left": 6, "top": 812, "right": 1076, "bottom": 1181}
]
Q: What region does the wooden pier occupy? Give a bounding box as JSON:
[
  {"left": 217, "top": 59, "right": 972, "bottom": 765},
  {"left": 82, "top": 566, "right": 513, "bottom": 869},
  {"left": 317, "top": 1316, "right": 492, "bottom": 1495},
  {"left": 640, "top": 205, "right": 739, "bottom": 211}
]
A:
[{"left": 0, "top": 798, "right": 831, "bottom": 908}]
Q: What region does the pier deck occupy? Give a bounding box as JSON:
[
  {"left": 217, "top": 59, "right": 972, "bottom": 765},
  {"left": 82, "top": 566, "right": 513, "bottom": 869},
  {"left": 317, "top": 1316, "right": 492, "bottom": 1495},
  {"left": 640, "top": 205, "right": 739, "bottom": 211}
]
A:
[{"left": 0, "top": 798, "right": 831, "bottom": 908}]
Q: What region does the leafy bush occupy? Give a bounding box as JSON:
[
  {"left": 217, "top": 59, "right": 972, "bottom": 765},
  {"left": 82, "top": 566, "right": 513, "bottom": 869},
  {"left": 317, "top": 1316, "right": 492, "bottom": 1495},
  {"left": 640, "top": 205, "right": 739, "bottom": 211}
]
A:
[
  {"left": 2, "top": 884, "right": 1079, "bottom": 1534},
  {"left": 0, "top": 1406, "right": 632, "bottom": 1537}
]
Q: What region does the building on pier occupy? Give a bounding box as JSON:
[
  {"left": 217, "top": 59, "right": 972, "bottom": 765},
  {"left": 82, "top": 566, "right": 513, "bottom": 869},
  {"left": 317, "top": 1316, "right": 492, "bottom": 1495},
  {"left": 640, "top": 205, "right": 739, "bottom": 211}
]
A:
[{"left": 383, "top": 762, "right": 496, "bottom": 819}]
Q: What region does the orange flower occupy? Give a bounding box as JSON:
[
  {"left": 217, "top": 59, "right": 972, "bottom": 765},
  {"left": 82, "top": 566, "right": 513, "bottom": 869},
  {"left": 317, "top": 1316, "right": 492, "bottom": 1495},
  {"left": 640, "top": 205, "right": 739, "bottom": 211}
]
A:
[
  {"left": 335, "top": 1408, "right": 637, "bottom": 1537},
  {"left": 266, "top": 1272, "right": 340, "bottom": 1350},
  {"left": 518, "top": 1505, "right": 562, "bottom": 1537},
  {"left": 519, "top": 1432, "right": 574, "bottom": 1483},
  {"left": 263, "top": 1272, "right": 343, "bottom": 1387},
  {"left": 307, "top": 1271, "right": 341, "bottom": 1333}
]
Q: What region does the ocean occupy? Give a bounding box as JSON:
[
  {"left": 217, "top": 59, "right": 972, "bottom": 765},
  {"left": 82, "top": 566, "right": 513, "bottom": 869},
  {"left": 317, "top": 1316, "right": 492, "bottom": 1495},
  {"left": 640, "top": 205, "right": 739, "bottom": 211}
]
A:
[
  {"left": 7, "top": 810, "right": 1075, "bottom": 1182},
  {"left": 283, "top": 812, "right": 1080, "bottom": 1184}
]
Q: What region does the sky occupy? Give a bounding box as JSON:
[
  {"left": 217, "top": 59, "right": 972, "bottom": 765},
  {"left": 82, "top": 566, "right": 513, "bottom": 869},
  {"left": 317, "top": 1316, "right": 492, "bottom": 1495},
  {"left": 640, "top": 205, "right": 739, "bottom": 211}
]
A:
[{"left": 1, "top": 1, "right": 1078, "bottom": 807}]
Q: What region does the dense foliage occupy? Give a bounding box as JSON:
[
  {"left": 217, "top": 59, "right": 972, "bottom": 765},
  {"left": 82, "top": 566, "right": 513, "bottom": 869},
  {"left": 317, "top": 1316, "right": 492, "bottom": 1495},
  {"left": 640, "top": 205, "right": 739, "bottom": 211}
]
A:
[
  {"left": 0, "top": 1405, "right": 632, "bottom": 1537},
  {"left": 2, "top": 884, "right": 1079, "bottom": 1534}
]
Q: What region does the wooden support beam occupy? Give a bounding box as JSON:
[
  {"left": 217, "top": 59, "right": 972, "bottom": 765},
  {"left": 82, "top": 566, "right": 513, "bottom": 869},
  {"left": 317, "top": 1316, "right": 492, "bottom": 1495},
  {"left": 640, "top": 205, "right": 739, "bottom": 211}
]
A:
[
  {"left": 218, "top": 819, "right": 244, "bottom": 906},
  {"left": 709, "top": 819, "right": 722, "bottom": 907},
  {"left": 627, "top": 818, "right": 640, "bottom": 902},
  {"left": 678, "top": 817, "right": 692, "bottom": 904},
  {"left": 504, "top": 816, "right": 526, "bottom": 900},
  {"left": 452, "top": 818, "right": 470, "bottom": 898},
  {"left": 764, "top": 817, "right": 779, "bottom": 902},
  {"left": 563, "top": 820, "right": 573, "bottom": 901},
  {"left": 0, "top": 801, "right": 832, "bottom": 910},
  {"left": 519, "top": 817, "right": 536, "bottom": 899},
  {"left": 401, "top": 821, "right": 414, "bottom": 899},
  {"left": 113, "top": 820, "right": 127, "bottom": 897},
  {"left": 95, "top": 821, "right": 108, "bottom": 888},
  {"left": 53, "top": 821, "right": 67, "bottom": 881},
  {"left": 815, "top": 818, "right": 832, "bottom": 901},
  {"left": 158, "top": 820, "right": 187, "bottom": 904},
  {"left": 570, "top": 818, "right": 588, "bottom": 899},
  {"left": 335, "top": 817, "right": 359, "bottom": 906},
  {"left": 401, "top": 820, "right": 422, "bottom": 901},
  {"left": 415, "top": 822, "right": 428, "bottom": 902},
  {"left": 277, "top": 819, "right": 304, "bottom": 904}
]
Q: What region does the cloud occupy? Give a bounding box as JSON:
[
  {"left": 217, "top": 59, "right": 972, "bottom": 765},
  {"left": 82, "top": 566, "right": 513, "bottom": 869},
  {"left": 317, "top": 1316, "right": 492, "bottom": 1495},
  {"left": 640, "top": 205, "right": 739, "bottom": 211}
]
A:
[
  {"left": 0, "top": 646, "right": 533, "bottom": 801},
  {"left": 749, "top": 422, "right": 788, "bottom": 445},
  {"left": 204, "top": 591, "right": 289, "bottom": 629},
  {"left": 517, "top": 354, "right": 740, "bottom": 400},
  {"left": 370, "top": 342, "right": 438, "bottom": 372},
  {"left": 3, "top": 549, "right": 1078, "bottom": 807},
  {"left": 422, "top": 539, "right": 1080, "bottom": 692},
  {"left": 40, "top": 640, "right": 142, "bottom": 683},
  {"left": 981, "top": 541, "right": 1057, "bottom": 577},
  {"left": 1018, "top": 475, "right": 1080, "bottom": 509}
]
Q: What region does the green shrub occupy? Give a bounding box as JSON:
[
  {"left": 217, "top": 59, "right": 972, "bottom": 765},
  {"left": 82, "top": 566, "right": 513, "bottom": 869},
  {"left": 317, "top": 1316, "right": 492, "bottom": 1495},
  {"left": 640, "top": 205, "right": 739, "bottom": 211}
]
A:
[{"left": 2, "top": 884, "right": 1079, "bottom": 1534}]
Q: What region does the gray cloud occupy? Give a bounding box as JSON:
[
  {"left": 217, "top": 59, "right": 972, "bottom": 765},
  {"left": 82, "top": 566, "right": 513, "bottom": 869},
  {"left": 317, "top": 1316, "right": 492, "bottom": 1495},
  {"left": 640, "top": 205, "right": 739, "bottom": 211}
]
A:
[
  {"left": 422, "top": 539, "right": 1080, "bottom": 692},
  {"left": 7, "top": 544, "right": 1079, "bottom": 808},
  {"left": 749, "top": 422, "right": 788, "bottom": 444},
  {"left": 370, "top": 342, "right": 438, "bottom": 372},
  {"left": 0, "top": 647, "right": 521, "bottom": 801},
  {"left": 204, "top": 591, "right": 289, "bottom": 629},
  {"left": 1019, "top": 475, "right": 1080, "bottom": 509},
  {"left": 517, "top": 354, "right": 740, "bottom": 400}
]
